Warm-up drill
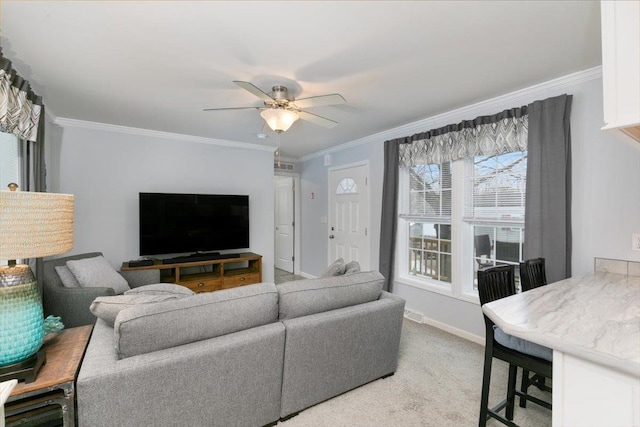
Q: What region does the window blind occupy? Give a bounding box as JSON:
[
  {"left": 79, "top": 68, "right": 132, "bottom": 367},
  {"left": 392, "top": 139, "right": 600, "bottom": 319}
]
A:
[
  {"left": 463, "top": 151, "right": 527, "bottom": 225},
  {"left": 401, "top": 162, "right": 452, "bottom": 223},
  {"left": 0, "top": 132, "right": 20, "bottom": 188}
]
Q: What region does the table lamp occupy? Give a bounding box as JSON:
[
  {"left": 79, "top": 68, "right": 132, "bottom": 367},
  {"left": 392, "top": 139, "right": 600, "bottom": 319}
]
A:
[{"left": 0, "top": 183, "right": 74, "bottom": 382}]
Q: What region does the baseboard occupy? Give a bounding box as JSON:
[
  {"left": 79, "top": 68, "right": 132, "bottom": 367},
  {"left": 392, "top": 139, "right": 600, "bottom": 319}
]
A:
[
  {"left": 298, "top": 271, "right": 316, "bottom": 279},
  {"left": 403, "top": 309, "right": 484, "bottom": 345}
]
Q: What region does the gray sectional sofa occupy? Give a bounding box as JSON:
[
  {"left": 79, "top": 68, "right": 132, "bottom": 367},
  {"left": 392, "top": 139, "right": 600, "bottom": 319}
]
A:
[{"left": 76, "top": 271, "right": 405, "bottom": 427}]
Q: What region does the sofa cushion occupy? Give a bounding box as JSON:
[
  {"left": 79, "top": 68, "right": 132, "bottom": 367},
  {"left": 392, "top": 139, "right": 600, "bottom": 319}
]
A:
[
  {"left": 90, "top": 294, "right": 185, "bottom": 326},
  {"left": 320, "top": 258, "right": 346, "bottom": 277},
  {"left": 124, "top": 283, "right": 194, "bottom": 297},
  {"left": 66, "top": 255, "right": 130, "bottom": 294},
  {"left": 55, "top": 265, "right": 81, "bottom": 288},
  {"left": 343, "top": 261, "right": 361, "bottom": 275},
  {"left": 114, "top": 282, "right": 279, "bottom": 359},
  {"left": 277, "top": 271, "right": 384, "bottom": 320}
]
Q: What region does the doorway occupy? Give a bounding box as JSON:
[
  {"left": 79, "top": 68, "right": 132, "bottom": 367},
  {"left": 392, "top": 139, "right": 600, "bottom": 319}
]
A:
[
  {"left": 274, "top": 174, "right": 300, "bottom": 274},
  {"left": 328, "top": 162, "right": 370, "bottom": 270}
]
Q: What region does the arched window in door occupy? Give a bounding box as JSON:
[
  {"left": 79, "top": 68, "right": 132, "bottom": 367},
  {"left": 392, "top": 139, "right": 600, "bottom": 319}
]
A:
[{"left": 336, "top": 177, "right": 358, "bottom": 194}]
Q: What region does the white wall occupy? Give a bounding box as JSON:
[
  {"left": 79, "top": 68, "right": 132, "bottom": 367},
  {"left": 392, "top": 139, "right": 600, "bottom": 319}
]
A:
[
  {"left": 570, "top": 88, "right": 640, "bottom": 274},
  {"left": 298, "top": 69, "right": 640, "bottom": 339},
  {"left": 46, "top": 124, "right": 275, "bottom": 282}
]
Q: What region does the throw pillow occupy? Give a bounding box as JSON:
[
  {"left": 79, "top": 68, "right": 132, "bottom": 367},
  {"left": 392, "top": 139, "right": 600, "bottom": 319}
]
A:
[
  {"left": 54, "top": 265, "right": 81, "bottom": 288},
  {"left": 320, "top": 258, "right": 345, "bottom": 277},
  {"left": 344, "top": 260, "right": 361, "bottom": 275},
  {"left": 90, "top": 294, "right": 184, "bottom": 327},
  {"left": 124, "top": 283, "right": 195, "bottom": 296},
  {"left": 66, "top": 255, "right": 130, "bottom": 294}
]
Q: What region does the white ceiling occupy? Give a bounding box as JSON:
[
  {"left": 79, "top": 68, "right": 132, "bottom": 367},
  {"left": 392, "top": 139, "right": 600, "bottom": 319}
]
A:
[{"left": 2, "top": 1, "right": 602, "bottom": 159}]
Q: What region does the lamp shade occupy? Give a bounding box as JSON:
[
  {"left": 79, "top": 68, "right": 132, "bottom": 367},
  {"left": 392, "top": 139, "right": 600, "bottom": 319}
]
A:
[
  {"left": 1, "top": 189, "right": 74, "bottom": 371},
  {"left": 260, "top": 108, "right": 299, "bottom": 133},
  {"left": 0, "top": 190, "right": 74, "bottom": 260}
]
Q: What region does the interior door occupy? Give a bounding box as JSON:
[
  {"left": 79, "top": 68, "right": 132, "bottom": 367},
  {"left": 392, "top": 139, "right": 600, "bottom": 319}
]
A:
[
  {"left": 275, "top": 176, "right": 295, "bottom": 272},
  {"left": 328, "top": 163, "right": 369, "bottom": 270}
]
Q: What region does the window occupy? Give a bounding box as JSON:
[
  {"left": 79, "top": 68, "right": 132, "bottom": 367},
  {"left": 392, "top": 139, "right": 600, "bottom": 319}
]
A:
[
  {"left": 336, "top": 177, "right": 358, "bottom": 194},
  {"left": 0, "top": 132, "right": 20, "bottom": 190},
  {"left": 397, "top": 150, "right": 527, "bottom": 301},
  {"left": 466, "top": 151, "right": 527, "bottom": 289},
  {"left": 0, "top": 132, "right": 24, "bottom": 267},
  {"left": 403, "top": 163, "right": 452, "bottom": 284},
  {"left": 0, "top": 132, "right": 22, "bottom": 189}
]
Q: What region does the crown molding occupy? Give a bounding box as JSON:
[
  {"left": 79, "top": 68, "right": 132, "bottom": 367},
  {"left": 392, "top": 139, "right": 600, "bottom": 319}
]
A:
[
  {"left": 299, "top": 66, "right": 603, "bottom": 162},
  {"left": 53, "top": 117, "right": 275, "bottom": 153}
]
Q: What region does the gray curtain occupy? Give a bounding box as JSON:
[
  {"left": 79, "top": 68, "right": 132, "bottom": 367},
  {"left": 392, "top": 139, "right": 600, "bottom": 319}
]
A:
[
  {"left": 524, "top": 94, "right": 572, "bottom": 283},
  {"left": 34, "top": 106, "right": 46, "bottom": 192},
  {"left": 379, "top": 139, "right": 402, "bottom": 291},
  {"left": 34, "top": 106, "right": 47, "bottom": 295}
]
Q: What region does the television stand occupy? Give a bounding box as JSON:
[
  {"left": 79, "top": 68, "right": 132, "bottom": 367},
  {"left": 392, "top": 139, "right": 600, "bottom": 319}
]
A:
[
  {"left": 161, "top": 252, "right": 240, "bottom": 264},
  {"left": 122, "top": 252, "right": 262, "bottom": 294}
]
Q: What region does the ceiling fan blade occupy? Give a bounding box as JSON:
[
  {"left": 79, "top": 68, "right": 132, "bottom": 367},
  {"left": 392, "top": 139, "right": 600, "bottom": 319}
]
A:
[
  {"left": 233, "top": 81, "right": 275, "bottom": 102},
  {"left": 298, "top": 110, "right": 338, "bottom": 128},
  {"left": 203, "top": 106, "right": 262, "bottom": 112},
  {"left": 293, "top": 94, "right": 346, "bottom": 109}
]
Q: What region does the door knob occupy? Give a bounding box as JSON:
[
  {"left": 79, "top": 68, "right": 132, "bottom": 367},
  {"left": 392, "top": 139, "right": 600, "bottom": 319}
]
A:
[{"left": 329, "top": 234, "right": 335, "bottom": 239}]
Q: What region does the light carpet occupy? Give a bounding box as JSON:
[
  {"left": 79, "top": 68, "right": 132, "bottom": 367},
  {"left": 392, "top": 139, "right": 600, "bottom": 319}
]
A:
[{"left": 278, "top": 319, "right": 551, "bottom": 427}]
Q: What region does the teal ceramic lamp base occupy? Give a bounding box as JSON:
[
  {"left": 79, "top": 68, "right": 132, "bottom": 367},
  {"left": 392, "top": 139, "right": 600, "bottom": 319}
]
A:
[{"left": 0, "top": 263, "right": 46, "bottom": 382}]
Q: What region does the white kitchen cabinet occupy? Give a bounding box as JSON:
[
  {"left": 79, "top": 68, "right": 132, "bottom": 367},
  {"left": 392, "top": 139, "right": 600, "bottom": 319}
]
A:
[
  {"left": 552, "top": 352, "right": 640, "bottom": 427},
  {"left": 601, "top": 0, "right": 640, "bottom": 141}
]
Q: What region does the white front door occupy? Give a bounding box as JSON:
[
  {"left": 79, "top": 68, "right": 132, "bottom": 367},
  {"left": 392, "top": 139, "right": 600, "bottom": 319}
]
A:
[
  {"left": 328, "top": 163, "right": 370, "bottom": 270},
  {"left": 275, "top": 176, "right": 294, "bottom": 272}
]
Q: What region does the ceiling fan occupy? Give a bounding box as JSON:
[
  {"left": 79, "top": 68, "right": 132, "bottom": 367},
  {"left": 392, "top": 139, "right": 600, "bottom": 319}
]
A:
[{"left": 203, "top": 81, "right": 346, "bottom": 133}]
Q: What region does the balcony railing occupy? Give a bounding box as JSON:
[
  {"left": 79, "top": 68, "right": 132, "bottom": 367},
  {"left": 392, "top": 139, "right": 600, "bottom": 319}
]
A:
[{"left": 409, "top": 237, "right": 451, "bottom": 282}]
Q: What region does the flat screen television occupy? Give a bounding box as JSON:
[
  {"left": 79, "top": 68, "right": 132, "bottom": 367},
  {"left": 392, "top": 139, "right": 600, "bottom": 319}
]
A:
[{"left": 139, "top": 192, "right": 249, "bottom": 256}]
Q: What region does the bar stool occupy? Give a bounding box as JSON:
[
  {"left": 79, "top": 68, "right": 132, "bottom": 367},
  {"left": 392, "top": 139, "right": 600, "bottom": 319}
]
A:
[
  {"left": 519, "top": 258, "right": 547, "bottom": 292},
  {"left": 478, "top": 264, "right": 552, "bottom": 427},
  {"left": 518, "top": 258, "right": 552, "bottom": 407}
]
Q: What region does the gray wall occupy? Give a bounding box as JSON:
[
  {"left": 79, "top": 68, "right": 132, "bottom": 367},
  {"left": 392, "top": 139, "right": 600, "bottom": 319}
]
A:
[
  {"left": 299, "top": 145, "right": 384, "bottom": 277},
  {"left": 46, "top": 125, "right": 275, "bottom": 282},
  {"left": 298, "top": 71, "right": 640, "bottom": 339}
]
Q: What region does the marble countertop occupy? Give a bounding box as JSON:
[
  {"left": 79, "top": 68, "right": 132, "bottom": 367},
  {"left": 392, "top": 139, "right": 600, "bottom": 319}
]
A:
[{"left": 482, "top": 272, "right": 640, "bottom": 377}]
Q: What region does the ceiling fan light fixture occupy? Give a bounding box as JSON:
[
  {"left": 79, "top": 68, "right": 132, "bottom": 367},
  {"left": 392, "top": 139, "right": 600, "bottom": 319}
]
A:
[{"left": 260, "top": 108, "right": 299, "bottom": 133}]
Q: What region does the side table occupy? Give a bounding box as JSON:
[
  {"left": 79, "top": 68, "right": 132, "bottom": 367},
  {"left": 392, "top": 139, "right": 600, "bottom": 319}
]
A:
[{"left": 4, "top": 325, "right": 93, "bottom": 427}]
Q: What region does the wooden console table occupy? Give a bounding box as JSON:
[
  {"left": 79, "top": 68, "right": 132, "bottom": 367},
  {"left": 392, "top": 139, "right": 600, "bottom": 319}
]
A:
[
  {"left": 121, "top": 252, "right": 262, "bottom": 293},
  {"left": 5, "top": 325, "right": 93, "bottom": 427}
]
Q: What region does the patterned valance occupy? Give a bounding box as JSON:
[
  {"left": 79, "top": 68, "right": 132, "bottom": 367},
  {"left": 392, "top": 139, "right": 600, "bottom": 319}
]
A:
[
  {"left": 0, "top": 48, "right": 43, "bottom": 142},
  {"left": 398, "top": 107, "right": 528, "bottom": 167}
]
